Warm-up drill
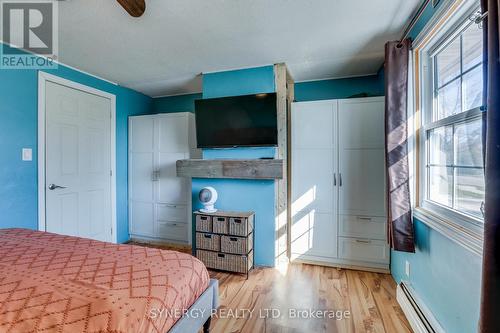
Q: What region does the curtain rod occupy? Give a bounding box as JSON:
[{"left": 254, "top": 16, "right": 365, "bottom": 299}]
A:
[
  {"left": 399, "top": 0, "right": 432, "bottom": 42},
  {"left": 399, "top": 1, "right": 489, "bottom": 44}
]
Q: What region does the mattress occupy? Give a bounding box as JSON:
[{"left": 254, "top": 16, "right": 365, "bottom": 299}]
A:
[{"left": 0, "top": 229, "right": 210, "bottom": 333}]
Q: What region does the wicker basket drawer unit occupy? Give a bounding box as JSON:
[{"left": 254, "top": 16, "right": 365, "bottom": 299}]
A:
[
  {"left": 221, "top": 235, "right": 253, "bottom": 255},
  {"left": 195, "top": 215, "right": 212, "bottom": 232},
  {"left": 212, "top": 216, "right": 228, "bottom": 234},
  {"left": 194, "top": 211, "right": 255, "bottom": 277},
  {"left": 197, "top": 250, "right": 254, "bottom": 274},
  {"left": 196, "top": 233, "right": 220, "bottom": 251},
  {"left": 229, "top": 216, "right": 254, "bottom": 236}
]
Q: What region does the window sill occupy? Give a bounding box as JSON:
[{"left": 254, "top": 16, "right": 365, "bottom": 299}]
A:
[{"left": 413, "top": 207, "right": 483, "bottom": 256}]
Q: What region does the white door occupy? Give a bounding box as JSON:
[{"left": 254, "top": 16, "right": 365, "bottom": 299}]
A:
[
  {"left": 45, "top": 81, "right": 113, "bottom": 242},
  {"left": 291, "top": 100, "right": 338, "bottom": 260}
]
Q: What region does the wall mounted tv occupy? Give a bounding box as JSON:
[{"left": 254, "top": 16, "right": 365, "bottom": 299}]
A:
[{"left": 195, "top": 93, "right": 278, "bottom": 148}]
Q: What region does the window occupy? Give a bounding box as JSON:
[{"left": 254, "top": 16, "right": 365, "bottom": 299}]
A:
[{"left": 422, "top": 17, "right": 485, "bottom": 225}]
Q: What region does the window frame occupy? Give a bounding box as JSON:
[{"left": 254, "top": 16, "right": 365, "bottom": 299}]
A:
[{"left": 415, "top": 1, "right": 485, "bottom": 245}]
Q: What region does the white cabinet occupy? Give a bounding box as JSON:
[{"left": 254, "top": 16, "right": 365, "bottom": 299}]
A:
[
  {"left": 129, "top": 113, "right": 197, "bottom": 244},
  {"left": 291, "top": 97, "right": 388, "bottom": 272}
]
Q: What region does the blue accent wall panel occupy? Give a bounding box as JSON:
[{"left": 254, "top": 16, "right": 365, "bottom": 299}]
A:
[
  {"left": 153, "top": 93, "right": 202, "bottom": 114},
  {"left": 391, "top": 219, "right": 481, "bottom": 333},
  {"left": 195, "top": 65, "right": 277, "bottom": 266},
  {"left": 294, "top": 75, "right": 384, "bottom": 102},
  {"left": 0, "top": 42, "right": 152, "bottom": 243},
  {"left": 192, "top": 178, "right": 276, "bottom": 266},
  {"left": 202, "top": 66, "right": 275, "bottom": 99}
]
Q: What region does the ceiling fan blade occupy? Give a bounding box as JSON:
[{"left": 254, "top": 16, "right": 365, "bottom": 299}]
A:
[{"left": 116, "top": 0, "right": 146, "bottom": 17}]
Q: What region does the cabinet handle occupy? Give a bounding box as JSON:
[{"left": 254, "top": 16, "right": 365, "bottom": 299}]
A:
[
  {"left": 357, "top": 217, "right": 372, "bottom": 221},
  {"left": 204, "top": 234, "right": 212, "bottom": 239},
  {"left": 339, "top": 173, "right": 343, "bottom": 187},
  {"left": 333, "top": 173, "right": 337, "bottom": 186},
  {"left": 217, "top": 253, "right": 225, "bottom": 258},
  {"left": 230, "top": 237, "right": 238, "bottom": 242},
  {"left": 355, "top": 239, "right": 372, "bottom": 244}
]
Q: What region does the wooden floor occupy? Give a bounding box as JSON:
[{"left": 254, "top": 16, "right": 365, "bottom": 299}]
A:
[{"left": 129, "top": 241, "right": 412, "bottom": 333}]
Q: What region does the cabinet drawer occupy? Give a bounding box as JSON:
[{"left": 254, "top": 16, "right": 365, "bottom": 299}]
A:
[
  {"left": 338, "top": 237, "right": 389, "bottom": 264},
  {"left": 213, "top": 217, "right": 228, "bottom": 234},
  {"left": 229, "top": 216, "right": 254, "bottom": 236},
  {"left": 157, "top": 204, "right": 187, "bottom": 223},
  {"left": 221, "top": 235, "right": 253, "bottom": 255},
  {"left": 157, "top": 222, "right": 188, "bottom": 242},
  {"left": 196, "top": 233, "right": 220, "bottom": 251},
  {"left": 339, "top": 215, "right": 386, "bottom": 240},
  {"left": 196, "top": 250, "right": 253, "bottom": 274},
  {"left": 195, "top": 215, "right": 212, "bottom": 232}
]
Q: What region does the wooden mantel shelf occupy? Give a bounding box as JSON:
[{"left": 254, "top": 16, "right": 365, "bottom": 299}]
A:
[{"left": 176, "top": 159, "right": 283, "bottom": 180}]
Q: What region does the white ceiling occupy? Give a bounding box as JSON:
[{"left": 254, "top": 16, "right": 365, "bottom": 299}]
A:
[{"left": 57, "top": 0, "right": 421, "bottom": 97}]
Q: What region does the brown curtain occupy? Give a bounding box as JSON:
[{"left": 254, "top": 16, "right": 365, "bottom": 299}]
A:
[
  {"left": 479, "top": 0, "right": 500, "bottom": 332},
  {"left": 384, "top": 39, "right": 415, "bottom": 253}
]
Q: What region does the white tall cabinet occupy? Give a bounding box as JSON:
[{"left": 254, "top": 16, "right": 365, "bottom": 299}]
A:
[
  {"left": 291, "top": 97, "right": 389, "bottom": 272},
  {"left": 128, "top": 113, "right": 198, "bottom": 244}
]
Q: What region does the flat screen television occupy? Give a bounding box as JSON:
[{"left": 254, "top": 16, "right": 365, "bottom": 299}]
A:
[{"left": 195, "top": 93, "right": 278, "bottom": 148}]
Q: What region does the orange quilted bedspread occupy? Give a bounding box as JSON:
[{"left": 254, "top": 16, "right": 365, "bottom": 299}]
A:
[{"left": 0, "top": 229, "right": 210, "bottom": 333}]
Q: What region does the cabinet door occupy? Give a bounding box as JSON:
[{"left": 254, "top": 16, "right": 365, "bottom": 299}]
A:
[
  {"left": 156, "top": 152, "right": 188, "bottom": 204},
  {"left": 292, "top": 101, "right": 335, "bottom": 150},
  {"left": 338, "top": 149, "right": 386, "bottom": 216},
  {"left": 129, "top": 116, "right": 155, "bottom": 152},
  {"left": 291, "top": 100, "right": 337, "bottom": 215},
  {"left": 130, "top": 202, "right": 155, "bottom": 236},
  {"left": 157, "top": 114, "right": 189, "bottom": 153},
  {"left": 129, "top": 152, "right": 155, "bottom": 202},
  {"left": 338, "top": 97, "right": 386, "bottom": 217},
  {"left": 338, "top": 98, "right": 385, "bottom": 150},
  {"left": 291, "top": 211, "right": 338, "bottom": 259},
  {"left": 291, "top": 101, "right": 338, "bottom": 261}
]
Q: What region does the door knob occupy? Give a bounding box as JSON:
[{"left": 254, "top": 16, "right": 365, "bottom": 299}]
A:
[{"left": 48, "top": 184, "right": 67, "bottom": 190}]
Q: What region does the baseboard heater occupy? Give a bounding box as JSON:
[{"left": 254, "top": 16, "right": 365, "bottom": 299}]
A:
[{"left": 396, "top": 282, "right": 445, "bottom": 333}]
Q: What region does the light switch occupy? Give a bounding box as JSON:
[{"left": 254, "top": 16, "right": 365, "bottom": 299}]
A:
[{"left": 22, "top": 148, "right": 32, "bottom": 161}]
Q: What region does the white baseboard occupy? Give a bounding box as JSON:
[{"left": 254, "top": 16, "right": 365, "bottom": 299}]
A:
[{"left": 396, "top": 282, "right": 445, "bottom": 333}]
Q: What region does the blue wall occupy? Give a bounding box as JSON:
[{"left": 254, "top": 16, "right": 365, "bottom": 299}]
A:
[
  {"left": 294, "top": 73, "right": 384, "bottom": 102},
  {"left": 153, "top": 93, "right": 201, "bottom": 114},
  {"left": 392, "top": 219, "right": 481, "bottom": 333},
  {"left": 191, "top": 66, "right": 277, "bottom": 267},
  {"left": 0, "top": 43, "right": 153, "bottom": 243},
  {"left": 389, "top": 1, "right": 482, "bottom": 332}
]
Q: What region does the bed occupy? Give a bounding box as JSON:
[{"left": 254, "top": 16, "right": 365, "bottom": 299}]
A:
[{"left": 0, "top": 228, "right": 219, "bottom": 333}]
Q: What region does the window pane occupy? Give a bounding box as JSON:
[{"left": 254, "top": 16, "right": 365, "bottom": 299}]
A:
[
  {"left": 455, "top": 118, "right": 483, "bottom": 167},
  {"left": 436, "top": 37, "right": 461, "bottom": 86},
  {"left": 463, "top": 23, "right": 483, "bottom": 71},
  {"left": 455, "top": 167, "right": 485, "bottom": 219},
  {"left": 463, "top": 65, "right": 483, "bottom": 111},
  {"left": 436, "top": 78, "right": 462, "bottom": 120},
  {"left": 429, "top": 166, "right": 453, "bottom": 207},
  {"left": 429, "top": 126, "right": 453, "bottom": 165}
]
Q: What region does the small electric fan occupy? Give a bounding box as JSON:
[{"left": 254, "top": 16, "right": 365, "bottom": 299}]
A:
[{"left": 199, "top": 187, "right": 218, "bottom": 213}]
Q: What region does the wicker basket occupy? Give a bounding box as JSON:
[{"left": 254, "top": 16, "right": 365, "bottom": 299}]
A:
[
  {"left": 197, "top": 250, "right": 253, "bottom": 274},
  {"left": 229, "top": 216, "right": 254, "bottom": 236},
  {"left": 196, "top": 233, "right": 220, "bottom": 251},
  {"left": 195, "top": 215, "right": 212, "bottom": 232},
  {"left": 212, "top": 217, "right": 228, "bottom": 234},
  {"left": 221, "top": 235, "right": 253, "bottom": 255}
]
